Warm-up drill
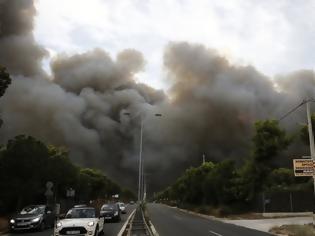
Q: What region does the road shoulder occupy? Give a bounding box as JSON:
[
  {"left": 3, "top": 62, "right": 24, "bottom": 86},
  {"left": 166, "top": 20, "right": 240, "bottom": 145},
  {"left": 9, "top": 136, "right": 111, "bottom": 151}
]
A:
[{"left": 162, "top": 204, "right": 312, "bottom": 233}]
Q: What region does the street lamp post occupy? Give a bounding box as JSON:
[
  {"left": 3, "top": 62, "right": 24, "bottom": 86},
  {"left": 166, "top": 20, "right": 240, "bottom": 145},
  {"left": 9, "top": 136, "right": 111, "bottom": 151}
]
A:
[
  {"left": 139, "top": 118, "right": 143, "bottom": 203},
  {"left": 123, "top": 112, "right": 162, "bottom": 203},
  {"left": 306, "top": 100, "right": 315, "bottom": 225}
]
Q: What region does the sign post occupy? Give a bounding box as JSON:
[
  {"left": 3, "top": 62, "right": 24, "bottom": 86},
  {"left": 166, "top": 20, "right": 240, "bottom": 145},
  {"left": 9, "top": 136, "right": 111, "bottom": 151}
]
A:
[{"left": 45, "top": 181, "right": 54, "bottom": 206}]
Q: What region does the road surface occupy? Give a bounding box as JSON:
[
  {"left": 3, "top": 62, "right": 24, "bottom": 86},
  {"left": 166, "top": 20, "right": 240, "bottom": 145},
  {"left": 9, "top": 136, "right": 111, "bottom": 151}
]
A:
[
  {"left": 147, "top": 203, "right": 271, "bottom": 236},
  {"left": 3, "top": 204, "right": 136, "bottom": 236}
]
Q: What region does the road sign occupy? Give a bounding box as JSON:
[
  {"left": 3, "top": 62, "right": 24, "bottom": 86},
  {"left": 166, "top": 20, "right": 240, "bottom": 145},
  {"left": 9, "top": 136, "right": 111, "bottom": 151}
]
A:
[
  {"left": 293, "top": 159, "right": 314, "bottom": 176},
  {"left": 45, "top": 181, "right": 54, "bottom": 197},
  {"left": 66, "top": 188, "right": 75, "bottom": 197}
]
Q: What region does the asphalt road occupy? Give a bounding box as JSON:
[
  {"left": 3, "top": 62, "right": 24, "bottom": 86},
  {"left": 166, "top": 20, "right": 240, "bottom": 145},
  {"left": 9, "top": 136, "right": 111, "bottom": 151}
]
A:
[
  {"left": 3, "top": 204, "right": 136, "bottom": 236},
  {"left": 147, "top": 203, "right": 271, "bottom": 236},
  {"left": 103, "top": 204, "right": 136, "bottom": 236}
]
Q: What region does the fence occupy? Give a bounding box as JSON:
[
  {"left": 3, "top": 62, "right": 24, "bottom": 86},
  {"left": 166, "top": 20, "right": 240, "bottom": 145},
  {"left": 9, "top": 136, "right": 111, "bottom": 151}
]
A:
[{"left": 254, "top": 191, "right": 313, "bottom": 212}]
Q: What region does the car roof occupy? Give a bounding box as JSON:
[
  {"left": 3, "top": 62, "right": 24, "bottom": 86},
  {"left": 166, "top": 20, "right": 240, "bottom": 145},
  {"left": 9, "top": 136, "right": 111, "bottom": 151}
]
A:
[
  {"left": 71, "top": 207, "right": 95, "bottom": 210},
  {"left": 74, "top": 204, "right": 88, "bottom": 208},
  {"left": 102, "top": 203, "right": 118, "bottom": 206}
]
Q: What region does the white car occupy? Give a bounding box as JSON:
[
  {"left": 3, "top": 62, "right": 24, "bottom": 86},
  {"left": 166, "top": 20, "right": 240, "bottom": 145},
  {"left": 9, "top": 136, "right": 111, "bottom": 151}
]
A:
[
  {"left": 54, "top": 207, "right": 104, "bottom": 236},
  {"left": 118, "top": 202, "right": 126, "bottom": 214}
]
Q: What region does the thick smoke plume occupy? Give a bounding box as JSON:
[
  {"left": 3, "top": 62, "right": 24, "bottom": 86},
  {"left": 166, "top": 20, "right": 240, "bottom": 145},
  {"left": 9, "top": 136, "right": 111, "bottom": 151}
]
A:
[
  {"left": 0, "top": 0, "right": 47, "bottom": 77},
  {"left": 0, "top": 0, "right": 314, "bottom": 191}
]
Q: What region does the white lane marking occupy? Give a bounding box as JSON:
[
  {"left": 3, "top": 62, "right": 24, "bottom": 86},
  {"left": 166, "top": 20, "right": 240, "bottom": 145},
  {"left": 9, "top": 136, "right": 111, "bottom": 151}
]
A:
[
  {"left": 209, "top": 230, "right": 223, "bottom": 236},
  {"left": 117, "top": 208, "right": 136, "bottom": 236}
]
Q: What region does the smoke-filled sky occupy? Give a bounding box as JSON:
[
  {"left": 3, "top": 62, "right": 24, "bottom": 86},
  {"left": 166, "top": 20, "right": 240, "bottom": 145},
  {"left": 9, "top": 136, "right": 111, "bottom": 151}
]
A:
[
  {"left": 0, "top": 0, "right": 315, "bottom": 192},
  {"left": 33, "top": 0, "right": 315, "bottom": 89}
]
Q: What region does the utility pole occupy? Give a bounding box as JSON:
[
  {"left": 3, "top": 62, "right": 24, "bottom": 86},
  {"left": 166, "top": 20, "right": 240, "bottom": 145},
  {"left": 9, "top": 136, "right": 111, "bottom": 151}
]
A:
[
  {"left": 143, "top": 176, "right": 147, "bottom": 202},
  {"left": 138, "top": 118, "right": 143, "bottom": 203},
  {"left": 124, "top": 112, "right": 162, "bottom": 204},
  {"left": 306, "top": 100, "right": 315, "bottom": 225}
]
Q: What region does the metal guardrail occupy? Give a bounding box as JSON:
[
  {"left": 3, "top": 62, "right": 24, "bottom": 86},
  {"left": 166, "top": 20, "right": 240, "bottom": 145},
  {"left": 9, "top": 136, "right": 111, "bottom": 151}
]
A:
[{"left": 129, "top": 206, "right": 152, "bottom": 236}]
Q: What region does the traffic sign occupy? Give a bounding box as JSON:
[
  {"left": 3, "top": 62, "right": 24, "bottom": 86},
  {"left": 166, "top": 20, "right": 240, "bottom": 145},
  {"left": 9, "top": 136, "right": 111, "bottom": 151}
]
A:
[
  {"left": 293, "top": 159, "right": 314, "bottom": 176},
  {"left": 45, "top": 181, "right": 54, "bottom": 197}
]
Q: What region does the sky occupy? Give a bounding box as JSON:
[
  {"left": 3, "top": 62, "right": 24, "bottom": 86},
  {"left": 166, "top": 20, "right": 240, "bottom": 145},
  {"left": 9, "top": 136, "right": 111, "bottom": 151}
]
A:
[{"left": 33, "top": 0, "right": 315, "bottom": 90}]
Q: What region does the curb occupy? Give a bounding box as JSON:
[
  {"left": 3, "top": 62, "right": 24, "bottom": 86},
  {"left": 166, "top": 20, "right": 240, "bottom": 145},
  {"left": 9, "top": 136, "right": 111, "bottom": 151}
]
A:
[
  {"left": 117, "top": 209, "right": 136, "bottom": 236},
  {"left": 147, "top": 219, "right": 159, "bottom": 236}
]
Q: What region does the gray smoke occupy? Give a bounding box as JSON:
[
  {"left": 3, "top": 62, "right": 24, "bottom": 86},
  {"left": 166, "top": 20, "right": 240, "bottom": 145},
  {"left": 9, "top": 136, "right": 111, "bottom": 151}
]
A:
[
  {"left": 0, "top": 0, "right": 47, "bottom": 77},
  {"left": 0, "top": 0, "right": 314, "bottom": 191}
]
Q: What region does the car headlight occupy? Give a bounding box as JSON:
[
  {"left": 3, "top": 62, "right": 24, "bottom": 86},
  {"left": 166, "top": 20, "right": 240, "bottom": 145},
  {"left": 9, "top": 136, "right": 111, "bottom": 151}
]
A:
[
  {"left": 56, "top": 222, "right": 62, "bottom": 228},
  {"left": 10, "top": 219, "right": 15, "bottom": 224},
  {"left": 31, "top": 217, "right": 41, "bottom": 223},
  {"left": 87, "top": 221, "right": 94, "bottom": 227},
  {"left": 114, "top": 211, "right": 118, "bottom": 216}
]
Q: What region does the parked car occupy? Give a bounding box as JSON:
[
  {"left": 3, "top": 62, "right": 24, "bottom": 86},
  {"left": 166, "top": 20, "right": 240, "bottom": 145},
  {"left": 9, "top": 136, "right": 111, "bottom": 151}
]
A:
[
  {"left": 100, "top": 203, "right": 121, "bottom": 222},
  {"left": 117, "top": 202, "right": 126, "bottom": 214},
  {"left": 54, "top": 206, "right": 104, "bottom": 236},
  {"left": 9, "top": 205, "right": 55, "bottom": 232},
  {"left": 129, "top": 201, "right": 135, "bottom": 205}
]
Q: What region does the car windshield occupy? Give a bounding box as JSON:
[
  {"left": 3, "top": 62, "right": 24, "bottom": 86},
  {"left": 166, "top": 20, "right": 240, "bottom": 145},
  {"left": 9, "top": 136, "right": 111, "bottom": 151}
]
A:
[
  {"left": 20, "top": 206, "right": 44, "bottom": 215},
  {"left": 66, "top": 208, "right": 96, "bottom": 218},
  {"left": 101, "top": 204, "right": 116, "bottom": 211}
]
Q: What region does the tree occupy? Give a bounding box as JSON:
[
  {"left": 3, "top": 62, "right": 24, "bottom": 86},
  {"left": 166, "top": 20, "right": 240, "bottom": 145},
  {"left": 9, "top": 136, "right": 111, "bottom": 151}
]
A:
[
  {"left": 203, "top": 160, "right": 237, "bottom": 205},
  {"left": 0, "top": 66, "right": 11, "bottom": 97},
  {"left": 236, "top": 120, "right": 292, "bottom": 201},
  {"left": 0, "top": 66, "right": 11, "bottom": 128},
  {"left": 0, "top": 135, "right": 127, "bottom": 214},
  {"left": 0, "top": 135, "right": 51, "bottom": 211},
  {"left": 171, "top": 162, "right": 214, "bottom": 204},
  {"left": 77, "top": 168, "right": 121, "bottom": 202},
  {"left": 253, "top": 120, "right": 291, "bottom": 163},
  {"left": 45, "top": 145, "right": 78, "bottom": 198}
]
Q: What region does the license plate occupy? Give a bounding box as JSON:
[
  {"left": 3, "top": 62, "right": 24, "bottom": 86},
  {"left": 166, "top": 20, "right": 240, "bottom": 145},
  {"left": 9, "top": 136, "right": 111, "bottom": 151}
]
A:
[
  {"left": 67, "top": 231, "right": 80, "bottom": 234},
  {"left": 17, "top": 222, "right": 29, "bottom": 226}
]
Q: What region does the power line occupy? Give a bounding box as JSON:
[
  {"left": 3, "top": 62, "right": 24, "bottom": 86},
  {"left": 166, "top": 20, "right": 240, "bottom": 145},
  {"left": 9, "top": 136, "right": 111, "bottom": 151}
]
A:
[{"left": 278, "top": 100, "right": 307, "bottom": 121}]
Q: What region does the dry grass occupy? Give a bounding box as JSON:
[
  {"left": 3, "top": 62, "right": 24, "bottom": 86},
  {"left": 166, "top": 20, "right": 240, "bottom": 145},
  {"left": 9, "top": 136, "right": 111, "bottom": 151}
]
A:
[{"left": 270, "top": 224, "right": 315, "bottom": 236}]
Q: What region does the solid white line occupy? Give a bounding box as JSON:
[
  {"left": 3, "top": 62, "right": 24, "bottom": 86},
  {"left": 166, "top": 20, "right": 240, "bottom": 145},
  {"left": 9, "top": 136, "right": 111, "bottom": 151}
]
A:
[
  {"left": 148, "top": 219, "right": 159, "bottom": 236},
  {"left": 209, "top": 230, "right": 223, "bottom": 236},
  {"left": 117, "top": 208, "right": 136, "bottom": 236}
]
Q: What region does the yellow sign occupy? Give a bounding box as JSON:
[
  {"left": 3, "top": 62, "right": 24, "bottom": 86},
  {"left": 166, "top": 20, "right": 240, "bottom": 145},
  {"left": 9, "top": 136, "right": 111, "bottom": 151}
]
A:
[{"left": 293, "top": 159, "right": 314, "bottom": 176}]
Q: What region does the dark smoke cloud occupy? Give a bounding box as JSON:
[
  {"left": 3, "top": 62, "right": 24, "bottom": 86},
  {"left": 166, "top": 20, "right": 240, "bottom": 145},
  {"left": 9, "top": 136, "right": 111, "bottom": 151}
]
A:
[
  {"left": 0, "top": 0, "right": 47, "bottom": 77},
  {"left": 51, "top": 48, "right": 145, "bottom": 94},
  {"left": 0, "top": 0, "right": 314, "bottom": 191}
]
